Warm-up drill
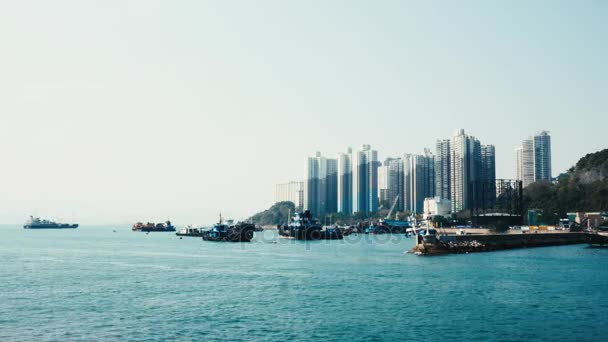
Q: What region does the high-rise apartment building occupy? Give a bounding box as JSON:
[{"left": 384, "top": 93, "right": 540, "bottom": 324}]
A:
[
  {"left": 325, "top": 158, "right": 338, "bottom": 214},
  {"left": 534, "top": 131, "right": 552, "bottom": 182},
  {"left": 378, "top": 165, "right": 389, "bottom": 205},
  {"left": 386, "top": 158, "right": 404, "bottom": 211},
  {"left": 516, "top": 139, "right": 535, "bottom": 187},
  {"left": 481, "top": 145, "right": 496, "bottom": 183},
  {"left": 403, "top": 149, "right": 435, "bottom": 214},
  {"left": 352, "top": 145, "right": 379, "bottom": 214},
  {"left": 450, "top": 129, "right": 481, "bottom": 212},
  {"left": 304, "top": 152, "right": 337, "bottom": 217},
  {"left": 337, "top": 148, "right": 353, "bottom": 214},
  {"left": 480, "top": 144, "right": 497, "bottom": 208},
  {"left": 378, "top": 157, "right": 402, "bottom": 209},
  {"left": 434, "top": 139, "right": 451, "bottom": 201},
  {"left": 516, "top": 131, "right": 552, "bottom": 187},
  {"left": 275, "top": 181, "right": 304, "bottom": 210},
  {"left": 516, "top": 145, "right": 524, "bottom": 185}
]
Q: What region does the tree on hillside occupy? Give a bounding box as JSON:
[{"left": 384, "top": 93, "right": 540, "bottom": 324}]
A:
[
  {"left": 523, "top": 148, "right": 608, "bottom": 224},
  {"left": 250, "top": 201, "right": 295, "bottom": 226}
]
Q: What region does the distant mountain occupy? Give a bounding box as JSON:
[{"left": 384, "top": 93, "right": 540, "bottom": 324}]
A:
[
  {"left": 524, "top": 148, "right": 608, "bottom": 223},
  {"left": 250, "top": 201, "right": 295, "bottom": 226}
]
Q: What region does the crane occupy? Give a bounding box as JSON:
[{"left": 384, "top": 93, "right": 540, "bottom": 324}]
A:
[{"left": 385, "top": 195, "right": 399, "bottom": 220}]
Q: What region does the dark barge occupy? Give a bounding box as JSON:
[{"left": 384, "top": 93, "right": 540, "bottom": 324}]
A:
[
  {"left": 410, "top": 230, "right": 608, "bottom": 255},
  {"left": 201, "top": 218, "right": 255, "bottom": 242}
]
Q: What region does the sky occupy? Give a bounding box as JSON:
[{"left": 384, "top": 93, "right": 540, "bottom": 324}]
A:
[{"left": 1, "top": 0, "right": 606, "bottom": 224}]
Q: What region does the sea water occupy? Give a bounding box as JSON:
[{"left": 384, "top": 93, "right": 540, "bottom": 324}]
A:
[{"left": 1, "top": 225, "right": 606, "bottom": 341}]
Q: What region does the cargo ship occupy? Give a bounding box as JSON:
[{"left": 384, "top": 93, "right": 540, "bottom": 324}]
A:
[
  {"left": 132, "top": 221, "right": 176, "bottom": 232},
  {"left": 279, "top": 211, "right": 343, "bottom": 240},
  {"left": 201, "top": 216, "right": 255, "bottom": 242},
  {"left": 23, "top": 216, "right": 78, "bottom": 229}
]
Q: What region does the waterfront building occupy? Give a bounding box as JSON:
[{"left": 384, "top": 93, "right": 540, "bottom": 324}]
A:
[
  {"left": 275, "top": 181, "right": 304, "bottom": 210},
  {"left": 516, "top": 131, "right": 552, "bottom": 187},
  {"left": 352, "top": 144, "right": 379, "bottom": 214},
  {"left": 337, "top": 148, "right": 353, "bottom": 214},
  {"left": 423, "top": 196, "right": 451, "bottom": 219},
  {"left": 434, "top": 139, "right": 451, "bottom": 201},
  {"left": 404, "top": 149, "right": 435, "bottom": 214},
  {"left": 304, "top": 152, "right": 338, "bottom": 217}
]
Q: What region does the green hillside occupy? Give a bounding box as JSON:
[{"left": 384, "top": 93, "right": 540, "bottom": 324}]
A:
[
  {"left": 250, "top": 201, "right": 295, "bottom": 226},
  {"left": 524, "top": 148, "right": 608, "bottom": 223}
]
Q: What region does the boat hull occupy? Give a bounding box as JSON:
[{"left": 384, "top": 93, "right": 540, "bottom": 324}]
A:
[
  {"left": 285, "top": 226, "right": 344, "bottom": 240},
  {"left": 201, "top": 224, "right": 255, "bottom": 242},
  {"left": 24, "top": 224, "right": 78, "bottom": 229},
  {"left": 176, "top": 231, "right": 204, "bottom": 237},
  {"left": 133, "top": 227, "right": 176, "bottom": 232},
  {"left": 411, "top": 232, "right": 605, "bottom": 255}
]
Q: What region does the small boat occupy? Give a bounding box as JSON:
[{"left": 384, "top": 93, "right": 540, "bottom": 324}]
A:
[
  {"left": 364, "top": 224, "right": 390, "bottom": 234},
  {"left": 176, "top": 225, "right": 205, "bottom": 237}
]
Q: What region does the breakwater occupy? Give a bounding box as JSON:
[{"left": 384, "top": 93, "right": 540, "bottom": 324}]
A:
[{"left": 411, "top": 232, "right": 606, "bottom": 255}]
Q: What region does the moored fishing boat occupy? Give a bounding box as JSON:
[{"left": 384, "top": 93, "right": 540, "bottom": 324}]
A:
[{"left": 201, "top": 216, "right": 255, "bottom": 242}]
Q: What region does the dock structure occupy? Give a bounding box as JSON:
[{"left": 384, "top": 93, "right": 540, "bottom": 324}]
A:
[{"left": 410, "top": 230, "right": 608, "bottom": 255}]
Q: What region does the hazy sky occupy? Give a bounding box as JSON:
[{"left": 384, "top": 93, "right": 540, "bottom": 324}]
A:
[{"left": 1, "top": 0, "right": 606, "bottom": 224}]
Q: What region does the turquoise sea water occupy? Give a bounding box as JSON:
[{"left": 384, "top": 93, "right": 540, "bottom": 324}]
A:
[{"left": 1, "top": 225, "right": 606, "bottom": 341}]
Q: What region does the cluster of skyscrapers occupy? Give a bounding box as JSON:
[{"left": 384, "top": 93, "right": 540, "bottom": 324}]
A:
[
  {"left": 275, "top": 129, "right": 552, "bottom": 218},
  {"left": 435, "top": 129, "right": 496, "bottom": 212}
]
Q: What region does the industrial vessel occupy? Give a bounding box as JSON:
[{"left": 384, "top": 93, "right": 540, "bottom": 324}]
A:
[
  {"left": 201, "top": 216, "right": 255, "bottom": 242},
  {"left": 23, "top": 216, "right": 78, "bottom": 229},
  {"left": 279, "top": 211, "right": 343, "bottom": 240},
  {"left": 365, "top": 196, "right": 411, "bottom": 234},
  {"left": 132, "top": 221, "right": 176, "bottom": 232}
]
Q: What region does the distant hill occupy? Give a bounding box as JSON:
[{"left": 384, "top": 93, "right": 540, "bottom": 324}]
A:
[
  {"left": 524, "top": 148, "right": 608, "bottom": 223},
  {"left": 250, "top": 201, "right": 295, "bottom": 226}
]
